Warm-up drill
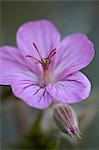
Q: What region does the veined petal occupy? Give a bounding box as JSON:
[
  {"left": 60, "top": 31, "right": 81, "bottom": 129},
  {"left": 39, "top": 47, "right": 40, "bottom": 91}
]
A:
[
  {"left": 46, "top": 72, "right": 91, "bottom": 103},
  {"left": 11, "top": 74, "right": 53, "bottom": 109},
  {"left": 0, "top": 46, "right": 41, "bottom": 85},
  {"left": 0, "top": 46, "right": 30, "bottom": 85},
  {"left": 53, "top": 33, "right": 94, "bottom": 79},
  {"left": 16, "top": 20, "right": 61, "bottom": 58}
]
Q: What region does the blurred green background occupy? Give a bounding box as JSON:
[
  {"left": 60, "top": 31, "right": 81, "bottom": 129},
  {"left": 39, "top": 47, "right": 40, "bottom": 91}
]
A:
[{"left": 0, "top": 1, "right": 99, "bottom": 149}]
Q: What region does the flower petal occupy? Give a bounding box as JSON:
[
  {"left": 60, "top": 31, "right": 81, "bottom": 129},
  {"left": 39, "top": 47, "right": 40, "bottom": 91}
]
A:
[
  {"left": 0, "top": 46, "right": 41, "bottom": 85},
  {"left": 11, "top": 74, "right": 53, "bottom": 109},
  {"left": 46, "top": 71, "right": 91, "bottom": 103},
  {"left": 0, "top": 46, "right": 30, "bottom": 85},
  {"left": 16, "top": 20, "right": 60, "bottom": 58},
  {"left": 53, "top": 33, "right": 94, "bottom": 79}
]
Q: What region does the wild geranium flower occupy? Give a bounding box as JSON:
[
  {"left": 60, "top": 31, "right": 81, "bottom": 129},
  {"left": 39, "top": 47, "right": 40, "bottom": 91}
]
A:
[{"left": 0, "top": 20, "right": 94, "bottom": 109}]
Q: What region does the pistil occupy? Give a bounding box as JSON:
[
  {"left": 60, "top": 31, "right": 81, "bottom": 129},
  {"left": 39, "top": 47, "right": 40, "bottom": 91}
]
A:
[{"left": 26, "top": 43, "right": 56, "bottom": 85}]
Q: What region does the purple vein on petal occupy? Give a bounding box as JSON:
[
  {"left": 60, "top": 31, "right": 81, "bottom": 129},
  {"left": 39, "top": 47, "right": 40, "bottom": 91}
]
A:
[
  {"left": 66, "top": 80, "right": 81, "bottom": 84},
  {"left": 33, "top": 87, "right": 42, "bottom": 95},
  {"left": 38, "top": 89, "right": 46, "bottom": 102},
  {"left": 23, "top": 83, "right": 38, "bottom": 89}
]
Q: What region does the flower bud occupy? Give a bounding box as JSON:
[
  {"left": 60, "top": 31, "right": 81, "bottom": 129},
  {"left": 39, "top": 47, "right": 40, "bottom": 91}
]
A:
[{"left": 53, "top": 104, "right": 82, "bottom": 139}]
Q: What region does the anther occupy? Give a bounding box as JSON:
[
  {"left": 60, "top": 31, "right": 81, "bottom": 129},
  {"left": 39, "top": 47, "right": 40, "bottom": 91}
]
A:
[{"left": 26, "top": 43, "right": 56, "bottom": 71}]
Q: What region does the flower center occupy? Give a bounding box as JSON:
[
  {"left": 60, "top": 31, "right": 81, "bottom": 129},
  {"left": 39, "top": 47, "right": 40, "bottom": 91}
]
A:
[{"left": 26, "top": 43, "right": 56, "bottom": 85}]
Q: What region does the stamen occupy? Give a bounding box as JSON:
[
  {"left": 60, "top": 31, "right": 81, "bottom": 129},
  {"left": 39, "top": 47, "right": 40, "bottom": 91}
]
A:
[
  {"left": 26, "top": 43, "right": 56, "bottom": 72},
  {"left": 33, "top": 43, "right": 42, "bottom": 59},
  {"left": 47, "top": 48, "right": 56, "bottom": 59},
  {"left": 48, "top": 51, "right": 56, "bottom": 59},
  {"left": 26, "top": 55, "right": 42, "bottom": 64}
]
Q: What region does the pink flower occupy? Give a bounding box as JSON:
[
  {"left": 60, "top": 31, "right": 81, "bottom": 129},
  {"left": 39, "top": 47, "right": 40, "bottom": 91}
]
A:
[{"left": 0, "top": 20, "right": 94, "bottom": 109}]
